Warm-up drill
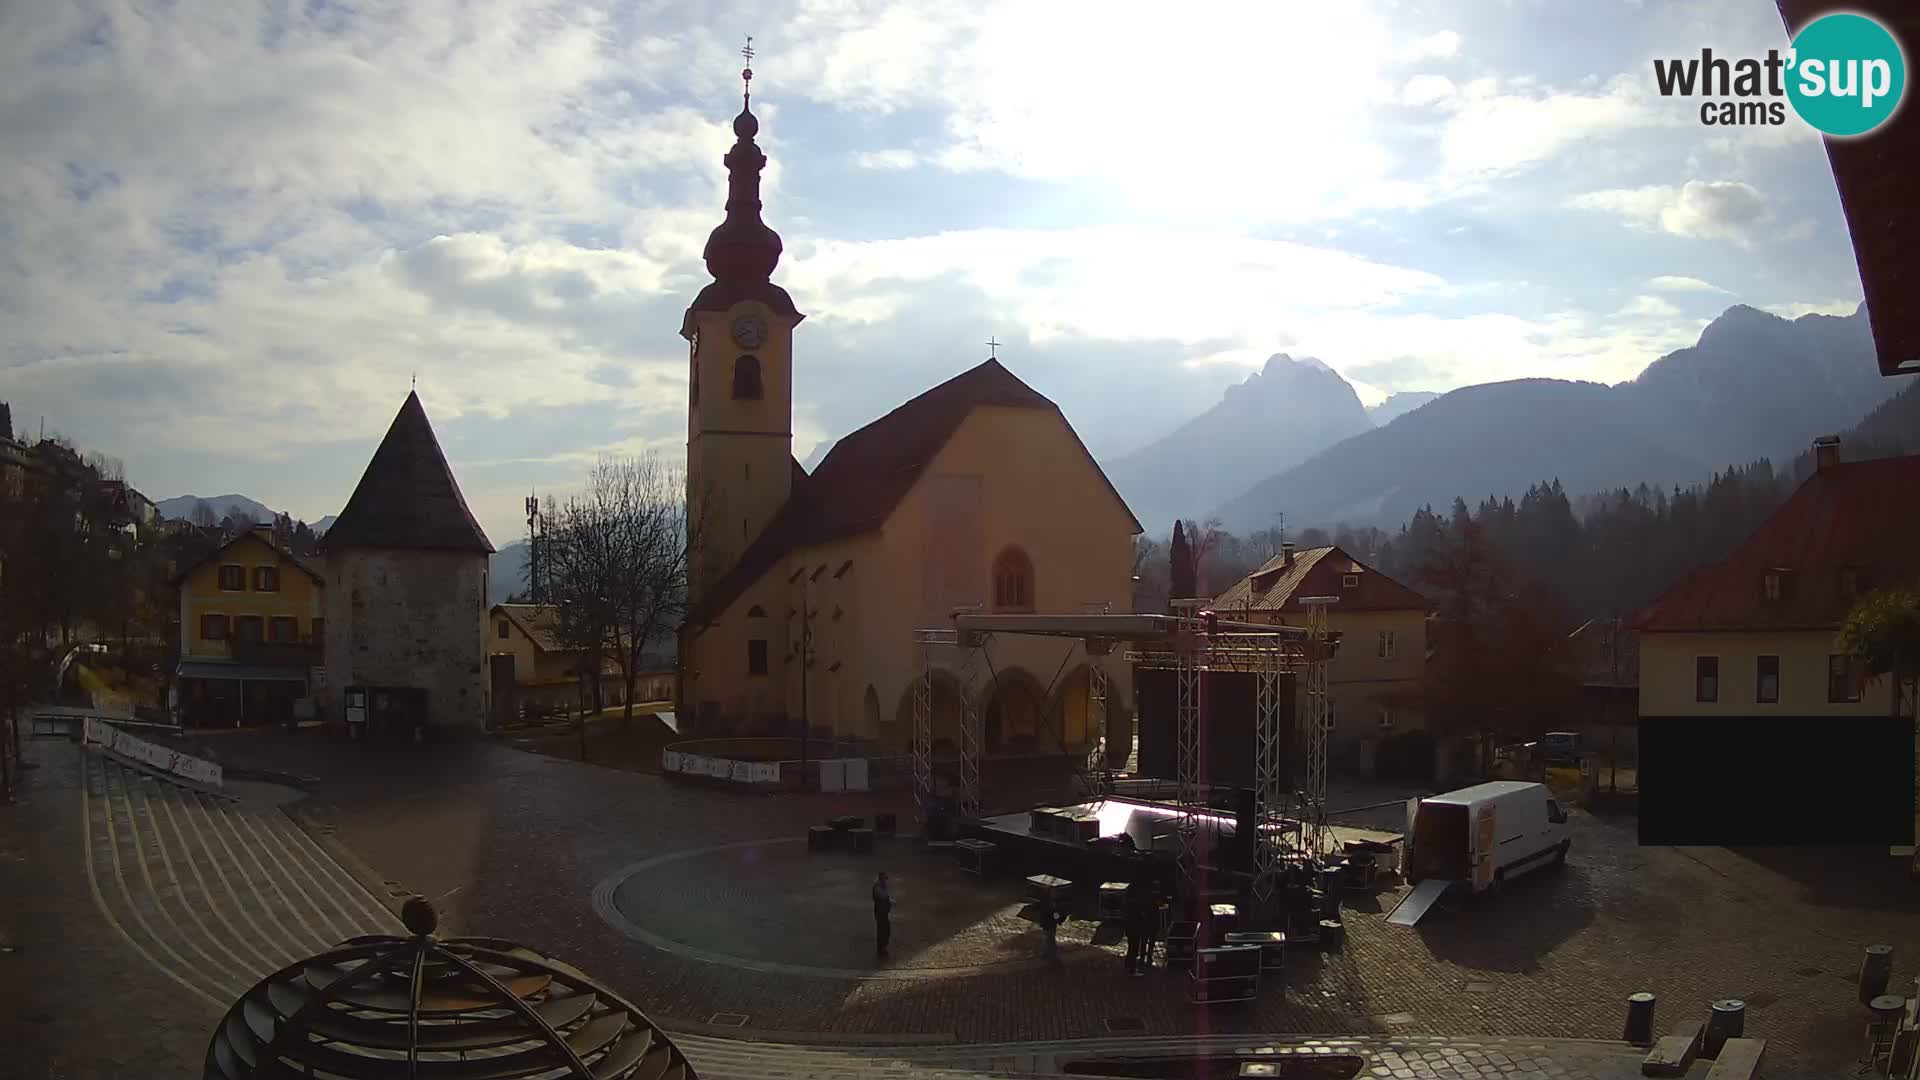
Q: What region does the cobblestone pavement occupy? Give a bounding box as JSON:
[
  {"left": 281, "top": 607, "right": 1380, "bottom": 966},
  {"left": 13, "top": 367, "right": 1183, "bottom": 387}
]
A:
[
  {"left": 5, "top": 738, "right": 1724, "bottom": 1080},
  {"left": 89, "top": 730, "right": 1920, "bottom": 1076}
]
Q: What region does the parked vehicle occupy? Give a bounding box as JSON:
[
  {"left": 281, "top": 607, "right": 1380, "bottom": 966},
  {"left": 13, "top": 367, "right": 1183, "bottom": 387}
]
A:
[
  {"left": 1538, "top": 731, "right": 1583, "bottom": 765},
  {"left": 1389, "top": 781, "right": 1571, "bottom": 927}
]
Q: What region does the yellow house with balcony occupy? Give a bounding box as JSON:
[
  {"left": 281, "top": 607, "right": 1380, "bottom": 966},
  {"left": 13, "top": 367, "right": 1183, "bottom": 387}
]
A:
[
  {"left": 171, "top": 525, "right": 326, "bottom": 727},
  {"left": 1214, "top": 543, "right": 1432, "bottom": 769}
]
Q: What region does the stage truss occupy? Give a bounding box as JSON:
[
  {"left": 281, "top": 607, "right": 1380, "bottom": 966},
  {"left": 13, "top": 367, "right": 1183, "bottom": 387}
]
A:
[{"left": 909, "top": 606, "right": 1335, "bottom": 900}]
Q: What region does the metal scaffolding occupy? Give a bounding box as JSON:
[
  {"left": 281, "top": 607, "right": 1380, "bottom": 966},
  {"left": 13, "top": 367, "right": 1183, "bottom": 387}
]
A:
[
  {"left": 1171, "top": 600, "right": 1206, "bottom": 879},
  {"left": 907, "top": 609, "right": 1332, "bottom": 896},
  {"left": 911, "top": 634, "right": 935, "bottom": 825}
]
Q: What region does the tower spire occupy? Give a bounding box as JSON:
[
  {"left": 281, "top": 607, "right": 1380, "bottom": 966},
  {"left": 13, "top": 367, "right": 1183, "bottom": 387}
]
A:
[
  {"left": 741, "top": 35, "right": 754, "bottom": 110},
  {"left": 700, "top": 34, "right": 782, "bottom": 285}
]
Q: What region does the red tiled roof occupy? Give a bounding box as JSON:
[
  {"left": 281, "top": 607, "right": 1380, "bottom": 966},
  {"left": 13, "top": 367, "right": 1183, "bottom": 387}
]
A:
[
  {"left": 1213, "top": 545, "right": 1429, "bottom": 615},
  {"left": 687, "top": 358, "right": 1142, "bottom": 625},
  {"left": 1636, "top": 454, "right": 1920, "bottom": 632},
  {"left": 1777, "top": 1, "right": 1920, "bottom": 377}
]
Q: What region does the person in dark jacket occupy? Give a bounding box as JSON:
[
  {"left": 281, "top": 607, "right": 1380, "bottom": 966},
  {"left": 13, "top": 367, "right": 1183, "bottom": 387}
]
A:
[
  {"left": 1123, "top": 880, "right": 1150, "bottom": 974},
  {"left": 872, "top": 872, "right": 893, "bottom": 956}
]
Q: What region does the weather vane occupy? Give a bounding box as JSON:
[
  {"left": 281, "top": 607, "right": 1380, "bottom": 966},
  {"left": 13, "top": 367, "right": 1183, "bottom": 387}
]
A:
[{"left": 741, "top": 35, "right": 754, "bottom": 103}]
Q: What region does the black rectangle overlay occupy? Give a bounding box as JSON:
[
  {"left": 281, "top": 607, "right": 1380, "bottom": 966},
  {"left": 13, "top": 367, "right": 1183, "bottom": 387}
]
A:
[{"left": 1638, "top": 716, "right": 1915, "bottom": 846}]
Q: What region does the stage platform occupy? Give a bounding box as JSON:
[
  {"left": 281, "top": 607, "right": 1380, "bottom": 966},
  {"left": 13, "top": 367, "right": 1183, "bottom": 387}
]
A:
[{"left": 964, "top": 796, "right": 1404, "bottom": 890}]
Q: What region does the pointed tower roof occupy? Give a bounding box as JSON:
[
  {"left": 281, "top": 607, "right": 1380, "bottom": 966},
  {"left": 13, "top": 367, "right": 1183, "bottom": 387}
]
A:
[
  {"left": 321, "top": 392, "right": 494, "bottom": 555},
  {"left": 681, "top": 49, "right": 803, "bottom": 336}
]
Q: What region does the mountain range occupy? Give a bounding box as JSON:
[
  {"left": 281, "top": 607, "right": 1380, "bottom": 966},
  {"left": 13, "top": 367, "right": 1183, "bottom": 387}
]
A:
[
  {"left": 1101, "top": 354, "right": 1382, "bottom": 534},
  {"left": 155, "top": 493, "right": 333, "bottom": 533},
  {"left": 1203, "top": 304, "right": 1892, "bottom": 535}
]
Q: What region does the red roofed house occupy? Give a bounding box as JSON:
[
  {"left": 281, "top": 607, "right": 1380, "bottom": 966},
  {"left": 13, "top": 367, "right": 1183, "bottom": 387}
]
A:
[
  {"left": 1635, "top": 437, "right": 1920, "bottom": 850},
  {"left": 677, "top": 80, "right": 1142, "bottom": 750},
  {"left": 1214, "top": 543, "right": 1432, "bottom": 763}
]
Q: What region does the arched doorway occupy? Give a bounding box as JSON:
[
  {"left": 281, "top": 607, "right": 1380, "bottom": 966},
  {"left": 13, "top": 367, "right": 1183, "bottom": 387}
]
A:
[
  {"left": 863, "top": 685, "right": 882, "bottom": 743},
  {"left": 983, "top": 667, "right": 1046, "bottom": 755},
  {"left": 892, "top": 670, "right": 964, "bottom": 754}
]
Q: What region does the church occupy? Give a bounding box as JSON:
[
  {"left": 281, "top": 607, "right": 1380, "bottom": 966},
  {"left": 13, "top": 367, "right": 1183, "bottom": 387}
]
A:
[{"left": 677, "top": 68, "right": 1142, "bottom": 755}]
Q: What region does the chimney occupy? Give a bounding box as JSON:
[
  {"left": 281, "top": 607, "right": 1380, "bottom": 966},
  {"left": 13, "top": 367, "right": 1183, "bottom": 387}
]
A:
[
  {"left": 1282, "top": 542, "right": 1295, "bottom": 569},
  {"left": 1813, "top": 435, "right": 1840, "bottom": 471}
]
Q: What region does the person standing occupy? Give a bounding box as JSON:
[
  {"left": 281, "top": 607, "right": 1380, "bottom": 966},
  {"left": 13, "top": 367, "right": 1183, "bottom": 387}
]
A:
[
  {"left": 1123, "top": 880, "right": 1149, "bottom": 974},
  {"left": 872, "top": 872, "right": 893, "bottom": 957}
]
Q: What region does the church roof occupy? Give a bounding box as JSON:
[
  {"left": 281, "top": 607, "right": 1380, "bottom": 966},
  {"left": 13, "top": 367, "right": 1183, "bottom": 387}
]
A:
[
  {"left": 687, "top": 358, "right": 1142, "bottom": 625},
  {"left": 321, "top": 391, "right": 495, "bottom": 555}
]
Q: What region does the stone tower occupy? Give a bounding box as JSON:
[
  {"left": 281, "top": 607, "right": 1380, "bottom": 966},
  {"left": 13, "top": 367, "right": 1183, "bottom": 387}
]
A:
[
  {"left": 319, "top": 391, "right": 495, "bottom": 733},
  {"left": 681, "top": 61, "right": 805, "bottom": 609}
]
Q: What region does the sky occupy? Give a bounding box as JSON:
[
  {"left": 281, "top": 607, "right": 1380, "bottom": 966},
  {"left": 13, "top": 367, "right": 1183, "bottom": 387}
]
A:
[{"left": 0, "top": 0, "right": 1872, "bottom": 547}]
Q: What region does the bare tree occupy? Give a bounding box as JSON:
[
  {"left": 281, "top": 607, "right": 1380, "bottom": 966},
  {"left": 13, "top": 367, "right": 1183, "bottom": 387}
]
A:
[{"left": 544, "top": 454, "right": 695, "bottom": 731}]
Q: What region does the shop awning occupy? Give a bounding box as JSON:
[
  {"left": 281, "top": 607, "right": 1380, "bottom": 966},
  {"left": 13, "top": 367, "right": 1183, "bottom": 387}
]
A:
[{"left": 176, "top": 660, "right": 311, "bottom": 684}]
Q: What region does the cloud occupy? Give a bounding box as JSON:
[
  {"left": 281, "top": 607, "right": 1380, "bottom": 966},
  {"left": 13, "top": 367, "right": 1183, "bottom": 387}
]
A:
[
  {"left": 1437, "top": 75, "right": 1670, "bottom": 179},
  {"left": 1764, "top": 299, "right": 1863, "bottom": 319},
  {"left": 1400, "top": 75, "right": 1458, "bottom": 108},
  {"left": 1647, "top": 275, "right": 1728, "bottom": 293},
  {"left": 784, "top": 227, "right": 1447, "bottom": 346},
  {"left": 855, "top": 149, "right": 919, "bottom": 170},
  {"left": 1619, "top": 294, "right": 1681, "bottom": 318},
  {"left": 1567, "top": 180, "right": 1769, "bottom": 246},
  {"left": 1401, "top": 31, "right": 1463, "bottom": 62}
]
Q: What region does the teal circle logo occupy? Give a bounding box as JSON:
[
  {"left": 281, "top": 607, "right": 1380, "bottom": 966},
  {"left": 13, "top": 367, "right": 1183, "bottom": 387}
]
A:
[{"left": 1786, "top": 13, "right": 1906, "bottom": 137}]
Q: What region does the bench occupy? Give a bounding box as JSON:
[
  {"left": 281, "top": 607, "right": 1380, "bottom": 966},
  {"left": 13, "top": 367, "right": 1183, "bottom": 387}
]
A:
[
  {"left": 1642, "top": 1024, "right": 1703, "bottom": 1077},
  {"left": 1703, "top": 1038, "right": 1765, "bottom": 1080}
]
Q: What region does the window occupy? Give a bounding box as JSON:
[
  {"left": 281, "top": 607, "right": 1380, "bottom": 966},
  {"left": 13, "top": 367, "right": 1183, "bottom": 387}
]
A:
[
  {"left": 1762, "top": 572, "right": 1781, "bottom": 602},
  {"left": 312, "top": 617, "right": 325, "bottom": 642},
  {"left": 253, "top": 566, "right": 280, "bottom": 592},
  {"left": 1377, "top": 707, "right": 1394, "bottom": 731},
  {"left": 747, "top": 605, "right": 767, "bottom": 618},
  {"left": 1377, "top": 630, "right": 1397, "bottom": 660},
  {"left": 1756, "top": 655, "right": 1780, "bottom": 704},
  {"left": 1324, "top": 700, "right": 1337, "bottom": 731},
  {"left": 218, "top": 564, "right": 245, "bottom": 591},
  {"left": 234, "top": 615, "right": 263, "bottom": 643},
  {"left": 1839, "top": 567, "right": 1860, "bottom": 601},
  {"left": 992, "top": 547, "right": 1034, "bottom": 612},
  {"left": 269, "top": 616, "right": 298, "bottom": 643},
  {"left": 1828, "top": 654, "right": 1863, "bottom": 703},
  {"left": 747, "top": 639, "right": 769, "bottom": 676},
  {"left": 1546, "top": 799, "right": 1567, "bottom": 825},
  {"left": 1694, "top": 656, "right": 1719, "bottom": 703},
  {"left": 732, "top": 355, "right": 763, "bottom": 399},
  {"left": 1342, "top": 574, "right": 1360, "bottom": 589},
  {"left": 497, "top": 620, "right": 511, "bottom": 640},
  {"left": 690, "top": 358, "right": 700, "bottom": 405},
  {"left": 201, "top": 613, "right": 229, "bottom": 641}
]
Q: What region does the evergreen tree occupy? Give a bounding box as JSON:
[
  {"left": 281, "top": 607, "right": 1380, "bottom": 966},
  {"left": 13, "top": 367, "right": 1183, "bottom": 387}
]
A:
[{"left": 1168, "top": 521, "right": 1194, "bottom": 607}]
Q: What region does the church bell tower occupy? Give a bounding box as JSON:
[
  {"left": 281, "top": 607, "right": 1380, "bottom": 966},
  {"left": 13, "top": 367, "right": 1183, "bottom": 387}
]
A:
[{"left": 682, "top": 43, "right": 805, "bottom": 609}]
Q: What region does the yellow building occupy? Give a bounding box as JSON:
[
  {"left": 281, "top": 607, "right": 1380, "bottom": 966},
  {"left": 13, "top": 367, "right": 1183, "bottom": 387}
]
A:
[
  {"left": 1636, "top": 437, "right": 1920, "bottom": 855},
  {"left": 486, "top": 603, "right": 670, "bottom": 720},
  {"left": 170, "top": 524, "right": 326, "bottom": 727},
  {"left": 677, "top": 81, "right": 1141, "bottom": 750},
  {"left": 1213, "top": 543, "right": 1431, "bottom": 762}
]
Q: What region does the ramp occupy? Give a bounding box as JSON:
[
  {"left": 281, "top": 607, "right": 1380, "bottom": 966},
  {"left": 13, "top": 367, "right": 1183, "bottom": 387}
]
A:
[{"left": 1386, "top": 879, "right": 1450, "bottom": 927}]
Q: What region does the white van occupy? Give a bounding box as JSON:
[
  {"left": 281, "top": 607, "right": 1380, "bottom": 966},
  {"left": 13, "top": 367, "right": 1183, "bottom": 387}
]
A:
[{"left": 1404, "top": 780, "right": 1571, "bottom": 892}]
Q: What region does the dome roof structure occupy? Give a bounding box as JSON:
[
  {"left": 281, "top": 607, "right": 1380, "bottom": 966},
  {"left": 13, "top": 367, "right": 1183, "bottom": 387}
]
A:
[{"left": 204, "top": 899, "right": 693, "bottom": 1079}]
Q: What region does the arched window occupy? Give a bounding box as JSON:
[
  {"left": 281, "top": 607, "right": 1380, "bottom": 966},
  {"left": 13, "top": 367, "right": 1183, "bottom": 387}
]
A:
[
  {"left": 992, "top": 546, "right": 1034, "bottom": 613},
  {"left": 747, "top": 605, "right": 767, "bottom": 618},
  {"left": 732, "top": 355, "right": 763, "bottom": 400}
]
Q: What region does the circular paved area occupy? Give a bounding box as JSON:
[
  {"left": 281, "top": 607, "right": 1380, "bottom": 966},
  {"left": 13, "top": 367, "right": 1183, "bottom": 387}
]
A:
[
  {"left": 158, "top": 731, "right": 1918, "bottom": 1071},
  {"left": 598, "top": 837, "right": 1115, "bottom": 979}
]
